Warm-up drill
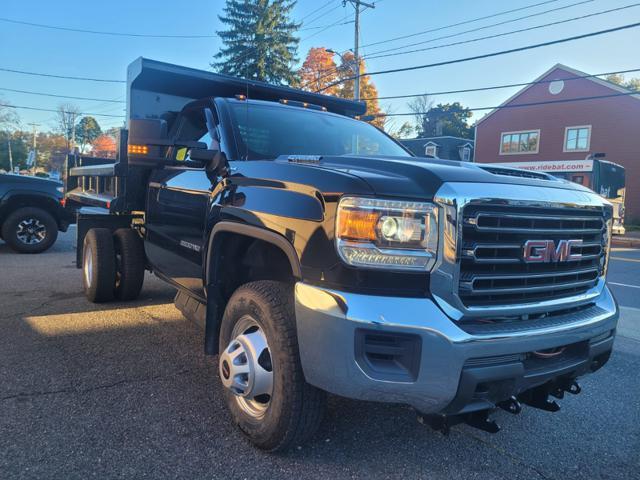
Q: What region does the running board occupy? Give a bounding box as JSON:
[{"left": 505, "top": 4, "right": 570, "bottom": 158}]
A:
[{"left": 174, "top": 290, "right": 206, "bottom": 330}]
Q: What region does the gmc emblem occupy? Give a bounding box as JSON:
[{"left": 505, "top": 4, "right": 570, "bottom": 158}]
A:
[{"left": 522, "top": 239, "right": 583, "bottom": 263}]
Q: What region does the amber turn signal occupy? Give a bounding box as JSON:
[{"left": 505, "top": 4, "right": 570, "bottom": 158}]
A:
[
  {"left": 336, "top": 209, "right": 379, "bottom": 241},
  {"left": 128, "top": 144, "right": 149, "bottom": 155}
]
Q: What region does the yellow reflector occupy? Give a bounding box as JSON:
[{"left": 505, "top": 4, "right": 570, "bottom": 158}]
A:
[
  {"left": 128, "top": 144, "right": 149, "bottom": 155},
  {"left": 337, "top": 209, "right": 378, "bottom": 241}
]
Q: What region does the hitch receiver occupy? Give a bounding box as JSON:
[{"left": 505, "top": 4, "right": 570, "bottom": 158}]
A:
[{"left": 418, "top": 409, "right": 501, "bottom": 435}]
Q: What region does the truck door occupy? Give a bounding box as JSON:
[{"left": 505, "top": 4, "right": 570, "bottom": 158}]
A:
[{"left": 144, "top": 106, "right": 218, "bottom": 297}]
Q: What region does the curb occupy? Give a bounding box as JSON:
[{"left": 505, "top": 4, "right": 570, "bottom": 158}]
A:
[{"left": 612, "top": 237, "right": 640, "bottom": 248}]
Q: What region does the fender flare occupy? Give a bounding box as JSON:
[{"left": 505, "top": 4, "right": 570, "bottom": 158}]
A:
[
  {"left": 202, "top": 221, "right": 302, "bottom": 355},
  {"left": 205, "top": 221, "right": 302, "bottom": 286}
]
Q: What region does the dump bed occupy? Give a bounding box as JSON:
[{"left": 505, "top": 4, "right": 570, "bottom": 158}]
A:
[{"left": 65, "top": 57, "right": 366, "bottom": 213}]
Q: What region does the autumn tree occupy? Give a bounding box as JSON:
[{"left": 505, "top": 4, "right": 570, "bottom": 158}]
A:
[
  {"left": 92, "top": 134, "right": 117, "bottom": 158},
  {"left": 37, "top": 132, "right": 70, "bottom": 170},
  {"left": 212, "top": 0, "right": 300, "bottom": 85},
  {"left": 298, "top": 47, "right": 340, "bottom": 95},
  {"left": 336, "top": 52, "right": 384, "bottom": 129},
  {"left": 75, "top": 116, "right": 102, "bottom": 153},
  {"left": 606, "top": 73, "right": 640, "bottom": 91}
]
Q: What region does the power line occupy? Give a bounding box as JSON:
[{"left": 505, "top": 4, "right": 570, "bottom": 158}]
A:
[
  {"left": 366, "top": 3, "right": 640, "bottom": 60},
  {"left": 317, "top": 21, "right": 640, "bottom": 92},
  {"left": 365, "top": 0, "right": 595, "bottom": 58},
  {"left": 301, "top": 2, "right": 343, "bottom": 27},
  {"left": 302, "top": 0, "right": 596, "bottom": 88},
  {"left": 0, "top": 87, "right": 124, "bottom": 103},
  {"left": 299, "top": 0, "right": 337, "bottom": 22},
  {"left": 363, "top": 67, "right": 640, "bottom": 101},
  {"left": 0, "top": 67, "right": 125, "bottom": 83},
  {"left": 0, "top": 103, "right": 124, "bottom": 118},
  {"left": 374, "top": 91, "right": 640, "bottom": 117},
  {"left": 0, "top": 16, "right": 215, "bottom": 38},
  {"left": 359, "top": 0, "right": 564, "bottom": 49}
]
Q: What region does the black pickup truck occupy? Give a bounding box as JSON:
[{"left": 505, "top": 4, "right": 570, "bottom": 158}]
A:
[
  {"left": 0, "top": 173, "right": 73, "bottom": 253},
  {"left": 65, "top": 58, "right": 618, "bottom": 451}
]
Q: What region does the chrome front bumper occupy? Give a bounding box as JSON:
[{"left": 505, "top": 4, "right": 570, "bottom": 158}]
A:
[{"left": 294, "top": 282, "right": 618, "bottom": 414}]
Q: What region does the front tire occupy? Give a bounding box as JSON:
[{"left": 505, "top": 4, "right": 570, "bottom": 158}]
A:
[
  {"left": 2, "top": 207, "right": 58, "bottom": 253},
  {"left": 218, "top": 281, "right": 326, "bottom": 451},
  {"left": 82, "top": 228, "right": 116, "bottom": 303}
]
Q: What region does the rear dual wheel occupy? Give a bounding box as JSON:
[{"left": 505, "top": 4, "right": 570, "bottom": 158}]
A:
[{"left": 82, "top": 228, "right": 145, "bottom": 303}]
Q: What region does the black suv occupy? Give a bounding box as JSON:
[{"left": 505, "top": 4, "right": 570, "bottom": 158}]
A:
[{"left": 0, "top": 173, "right": 73, "bottom": 253}]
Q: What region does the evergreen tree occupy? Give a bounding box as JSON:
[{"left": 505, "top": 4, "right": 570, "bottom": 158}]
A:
[{"left": 212, "top": 0, "right": 300, "bottom": 85}]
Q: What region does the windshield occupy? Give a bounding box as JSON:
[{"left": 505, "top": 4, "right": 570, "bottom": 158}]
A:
[{"left": 227, "top": 101, "right": 410, "bottom": 160}]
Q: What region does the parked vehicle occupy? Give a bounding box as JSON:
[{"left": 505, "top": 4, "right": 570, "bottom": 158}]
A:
[
  {"left": 65, "top": 58, "right": 618, "bottom": 451},
  {"left": 0, "top": 173, "right": 73, "bottom": 253}
]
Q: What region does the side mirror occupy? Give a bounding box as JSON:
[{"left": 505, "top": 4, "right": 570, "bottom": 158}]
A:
[
  {"left": 127, "top": 118, "right": 169, "bottom": 166},
  {"left": 189, "top": 148, "right": 224, "bottom": 175}
]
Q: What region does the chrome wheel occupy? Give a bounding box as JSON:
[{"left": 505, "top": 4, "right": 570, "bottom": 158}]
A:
[
  {"left": 16, "top": 218, "right": 46, "bottom": 245},
  {"left": 83, "top": 243, "right": 93, "bottom": 288},
  {"left": 219, "top": 315, "right": 273, "bottom": 419}
]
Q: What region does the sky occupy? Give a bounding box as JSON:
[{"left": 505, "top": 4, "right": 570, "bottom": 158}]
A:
[{"left": 1, "top": 0, "right": 639, "bottom": 134}]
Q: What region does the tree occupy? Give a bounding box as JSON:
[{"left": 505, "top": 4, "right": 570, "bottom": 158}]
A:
[
  {"left": 92, "top": 134, "right": 117, "bottom": 158},
  {"left": 606, "top": 73, "right": 640, "bottom": 91},
  {"left": 336, "top": 52, "right": 384, "bottom": 129},
  {"left": 75, "top": 116, "right": 102, "bottom": 153},
  {"left": 212, "top": 0, "right": 300, "bottom": 85},
  {"left": 0, "top": 130, "right": 28, "bottom": 171},
  {"left": 410, "top": 98, "right": 473, "bottom": 139},
  {"left": 407, "top": 94, "right": 433, "bottom": 136},
  {"left": 0, "top": 99, "right": 20, "bottom": 131},
  {"left": 37, "top": 132, "right": 70, "bottom": 171},
  {"left": 298, "top": 47, "right": 340, "bottom": 95},
  {"left": 392, "top": 122, "right": 416, "bottom": 139},
  {"left": 54, "top": 103, "right": 81, "bottom": 151}
]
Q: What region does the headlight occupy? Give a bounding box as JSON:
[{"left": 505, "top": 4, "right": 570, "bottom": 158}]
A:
[
  {"left": 335, "top": 196, "right": 438, "bottom": 271},
  {"left": 56, "top": 186, "right": 64, "bottom": 194}
]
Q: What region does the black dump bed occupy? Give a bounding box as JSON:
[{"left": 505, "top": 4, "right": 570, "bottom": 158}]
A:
[{"left": 65, "top": 57, "right": 365, "bottom": 212}]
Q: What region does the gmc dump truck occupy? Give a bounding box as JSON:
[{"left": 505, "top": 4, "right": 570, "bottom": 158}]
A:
[{"left": 65, "top": 58, "right": 618, "bottom": 451}]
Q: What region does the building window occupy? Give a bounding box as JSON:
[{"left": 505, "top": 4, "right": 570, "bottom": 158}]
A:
[
  {"left": 461, "top": 146, "right": 471, "bottom": 161},
  {"left": 500, "top": 130, "right": 540, "bottom": 155},
  {"left": 425, "top": 144, "right": 437, "bottom": 157},
  {"left": 564, "top": 126, "right": 591, "bottom": 152}
]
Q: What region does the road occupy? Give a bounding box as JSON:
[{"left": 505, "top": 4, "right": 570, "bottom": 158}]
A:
[{"left": 0, "top": 230, "right": 638, "bottom": 480}]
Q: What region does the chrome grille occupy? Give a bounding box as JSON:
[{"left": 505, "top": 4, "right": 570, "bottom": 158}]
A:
[{"left": 459, "top": 205, "right": 606, "bottom": 308}]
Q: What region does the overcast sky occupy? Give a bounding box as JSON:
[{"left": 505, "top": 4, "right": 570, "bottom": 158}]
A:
[{"left": 1, "top": 0, "right": 638, "bottom": 132}]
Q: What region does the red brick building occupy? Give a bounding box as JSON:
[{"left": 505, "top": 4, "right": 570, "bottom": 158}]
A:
[{"left": 475, "top": 64, "right": 640, "bottom": 222}]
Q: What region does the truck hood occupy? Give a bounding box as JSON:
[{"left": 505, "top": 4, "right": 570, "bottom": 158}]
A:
[{"left": 304, "top": 155, "right": 593, "bottom": 199}]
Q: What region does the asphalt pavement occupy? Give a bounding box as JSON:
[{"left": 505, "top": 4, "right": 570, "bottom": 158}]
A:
[{"left": 1, "top": 230, "right": 638, "bottom": 480}]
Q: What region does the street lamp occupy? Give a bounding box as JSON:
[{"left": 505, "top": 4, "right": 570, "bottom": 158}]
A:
[{"left": 326, "top": 48, "right": 360, "bottom": 101}]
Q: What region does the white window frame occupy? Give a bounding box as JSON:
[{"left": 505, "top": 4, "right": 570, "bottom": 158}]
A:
[
  {"left": 425, "top": 144, "right": 438, "bottom": 157},
  {"left": 563, "top": 125, "right": 591, "bottom": 152},
  {"left": 460, "top": 145, "right": 472, "bottom": 161},
  {"left": 499, "top": 129, "right": 540, "bottom": 155}
]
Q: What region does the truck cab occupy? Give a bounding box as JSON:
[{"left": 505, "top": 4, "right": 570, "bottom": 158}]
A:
[{"left": 65, "top": 58, "right": 618, "bottom": 451}]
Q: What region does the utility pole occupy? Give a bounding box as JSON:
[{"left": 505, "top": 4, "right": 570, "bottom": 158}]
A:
[
  {"left": 8, "top": 137, "right": 13, "bottom": 173},
  {"left": 345, "top": 0, "right": 375, "bottom": 101},
  {"left": 28, "top": 122, "right": 39, "bottom": 175},
  {"left": 71, "top": 112, "right": 77, "bottom": 153}
]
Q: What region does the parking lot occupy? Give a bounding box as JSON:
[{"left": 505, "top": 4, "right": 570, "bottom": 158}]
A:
[{"left": 1, "top": 229, "right": 638, "bottom": 480}]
